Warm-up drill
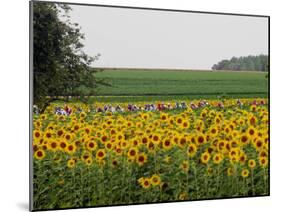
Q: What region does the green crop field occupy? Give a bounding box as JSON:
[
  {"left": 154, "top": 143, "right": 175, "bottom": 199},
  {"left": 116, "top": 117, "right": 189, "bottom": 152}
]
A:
[{"left": 89, "top": 69, "right": 269, "bottom": 102}]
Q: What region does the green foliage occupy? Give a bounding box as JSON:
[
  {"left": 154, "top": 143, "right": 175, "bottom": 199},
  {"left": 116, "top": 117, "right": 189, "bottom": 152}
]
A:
[
  {"left": 94, "top": 69, "right": 268, "bottom": 100},
  {"left": 212, "top": 55, "right": 269, "bottom": 72},
  {"left": 33, "top": 2, "right": 106, "bottom": 112}
]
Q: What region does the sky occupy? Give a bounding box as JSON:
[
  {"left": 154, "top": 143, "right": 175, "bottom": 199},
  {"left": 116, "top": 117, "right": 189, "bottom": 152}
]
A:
[{"left": 68, "top": 4, "right": 268, "bottom": 70}]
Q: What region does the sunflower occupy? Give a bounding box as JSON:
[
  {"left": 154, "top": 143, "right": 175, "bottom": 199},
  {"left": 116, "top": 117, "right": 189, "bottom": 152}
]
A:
[
  {"left": 67, "top": 158, "right": 76, "bottom": 169},
  {"left": 83, "top": 127, "right": 91, "bottom": 135},
  {"left": 241, "top": 169, "right": 250, "bottom": 178},
  {"left": 239, "top": 154, "right": 247, "bottom": 164},
  {"left": 110, "top": 128, "right": 117, "bottom": 135},
  {"left": 230, "top": 155, "right": 239, "bottom": 165},
  {"left": 231, "top": 130, "right": 239, "bottom": 138},
  {"left": 162, "top": 138, "right": 173, "bottom": 150},
  {"left": 141, "top": 178, "right": 151, "bottom": 189},
  {"left": 250, "top": 105, "right": 257, "bottom": 112},
  {"left": 101, "top": 134, "right": 109, "bottom": 143},
  {"left": 201, "top": 152, "right": 210, "bottom": 164},
  {"left": 57, "top": 179, "right": 65, "bottom": 185},
  {"left": 160, "top": 113, "right": 168, "bottom": 121},
  {"left": 230, "top": 140, "right": 239, "bottom": 148},
  {"left": 142, "top": 113, "right": 149, "bottom": 120},
  {"left": 224, "top": 126, "right": 232, "bottom": 135},
  {"left": 176, "top": 117, "right": 183, "bottom": 125},
  {"left": 178, "top": 192, "right": 188, "bottom": 200},
  {"left": 196, "top": 134, "right": 206, "bottom": 146},
  {"left": 238, "top": 118, "right": 245, "bottom": 126},
  {"left": 240, "top": 133, "right": 249, "bottom": 145},
  {"left": 137, "top": 153, "right": 147, "bottom": 166},
  {"left": 187, "top": 143, "right": 197, "bottom": 158},
  {"left": 32, "top": 144, "right": 39, "bottom": 152},
  {"left": 137, "top": 177, "right": 144, "bottom": 185},
  {"left": 80, "top": 135, "right": 88, "bottom": 144},
  {"left": 79, "top": 112, "right": 86, "bottom": 119},
  {"left": 207, "top": 167, "right": 213, "bottom": 176},
  {"left": 178, "top": 136, "right": 187, "bottom": 148},
  {"left": 111, "top": 159, "right": 118, "bottom": 168},
  {"left": 249, "top": 115, "right": 257, "bottom": 126},
  {"left": 213, "top": 153, "right": 223, "bottom": 164},
  {"left": 48, "top": 140, "right": 59, "bottom": 152},
  {"left": 66, "top": 143, "right": 77, "bottom": 155},
  {"left": 141, "top": 135, "right": 149, "bottom": 145},
  {"left": 85, "top": 157, "right": 93, "bottom": 166},
  {"left": 127, "top": 147, "right": 138, "bottom": 159},
  {"left": 86, "top": 140, "right": 97, "bottom": 151},
  {"left": 56, "top": 129, "right": 65, "bottom": 137},
  {"left": 248, "top": 159, "right": 256, "bottom": 169},
  {"left": 172, "top": 134, "right": 180, "bottom": 145},
  {"left": 195, "top": 124, "right": 203, "bottom": 132},
  {"left": 247, "top": 127, "right": 256, "bottom": 138},
  {"left": 146, "top": 128, "right": 152, "bottom": 134},
  {"left": 34, "top": 149, "right": 46, "bottom": 160},
  {"left": 33, "top": 130, "right": 41, "bottom": 140},
  {"left": 217, "top": 140, "right": 226, "bottom": 151},
  {"left": 200, "top": 110, "right": 207, "bottom": 119},
  {"left": 126, "top": 121, "right": 134, "bottom": 128},
  {"left": 81, "top": 151, "right": 91, "bottom": 162},
  {"left": 209, "top": 126, "right": 218, "bottom": 137},
  {"left": 146, "top": 141, "right": 156, "bottom": 153},
  {"left": 150, "top": 174, "right": 161, "bottom": 186},
  {"left": 259, "top": 156, "right": 268, "bottom": 167},
  {"left": 106, "top": 119, "right": 113, "bottom": 126},
  {"left": 130, "top": 138, "right": 139, "bottom": 147},
  {"left": 64, "top": 133, "right": 73, "bottom": 142},
  {"left": 40, "top": 114, "right": 47, "bottom": 120},
  {"left": 229, "top": 147, "right": 240, "bottom": 158},
  {"left": 120, "top": 140, "right": 129, "bottom": 150},
  {"left": 181, "top": 121, "right": 190, "bottom": 129},
  {"left": 254, "top": 139, "right": 264, "bottom": 150},
  {"left": 214, "top": 116, "right": 221, "bottom": 124},
  {"left": 114, "top": 147, "right": 122, "bottom": 156},
  {"left": 181, "top": 160, "right": 189, "bottom": 171},
  {"left": 151, "top": 133, "right": 161, "bottom": 145},
  {"left": 105, "top": 142, "right": 114, "bottom": 151},
  {"left": 43, "top": 130, "right": 52, "bottom": 140},
  {"left": 227, "top": 167, "right": 234, "bottom": 176},
  {"left": 263, "top": 136, "right": 269, "bottom": 149},
  {"left": 34, "top": 120, "right": 41, "bottom": 129},
  {"left": 168, "top": 117, "right": 175, "bottom": 126},
  {"left": 259, "top": 150, "right": 268, "bottom": 158},
  {"left": 72, "top": 123, "right": 81, "bottom": 131},
  {"left": 75, "top": 139, "right": 82, "bottom": 148},
  {"left": 96, "top": 149, "right": 106, "bottom": 160}
]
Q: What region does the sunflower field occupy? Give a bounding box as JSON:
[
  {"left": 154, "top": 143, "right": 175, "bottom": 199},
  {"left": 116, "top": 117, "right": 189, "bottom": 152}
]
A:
[{"left": 32, "top": 98, "right": 269, "bottom": 210}]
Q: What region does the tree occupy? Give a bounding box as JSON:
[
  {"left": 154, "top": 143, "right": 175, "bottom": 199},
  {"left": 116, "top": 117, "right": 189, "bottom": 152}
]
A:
[
  {"left": 33, "top": 2, "right": 107, "bottom": 113},
  {"left": 212, "top": 55, "right": 269, "bottom": 72}
]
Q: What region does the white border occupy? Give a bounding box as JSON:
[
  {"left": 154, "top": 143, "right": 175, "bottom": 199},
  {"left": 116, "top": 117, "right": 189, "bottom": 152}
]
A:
[{"left": 1, "top": 0, "right": 280, "bottom": 212}]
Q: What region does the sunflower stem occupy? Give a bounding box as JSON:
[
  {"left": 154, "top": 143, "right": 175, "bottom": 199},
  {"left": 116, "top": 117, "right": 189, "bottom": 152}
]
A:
[
  {"left": 263, "top": 167, "right": 267, "bottom": 194},
  {"left": 216, "top": 164, "right": 221, "bottom": 197},
  {"left": 251, "top": 168, "right": 255, "bottom": 195},
  {"left": 193, "top": 163, "right": 199, "bottom": 199}
]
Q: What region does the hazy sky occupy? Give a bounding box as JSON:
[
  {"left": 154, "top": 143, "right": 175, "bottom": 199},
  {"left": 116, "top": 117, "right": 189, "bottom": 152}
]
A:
[{"left": 68, "top": 5, "right": 268, "bottom": 70}]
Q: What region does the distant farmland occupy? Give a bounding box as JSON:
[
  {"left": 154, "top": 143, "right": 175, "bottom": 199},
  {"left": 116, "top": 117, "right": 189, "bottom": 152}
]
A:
[{"left": 92, "top": 69, "right": 268, "bottom": 102}]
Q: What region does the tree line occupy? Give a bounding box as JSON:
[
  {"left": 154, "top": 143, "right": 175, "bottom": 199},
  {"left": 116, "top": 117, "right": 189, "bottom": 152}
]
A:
[{"left": 212, "top": 55, "right": 269, "bottom": 72}]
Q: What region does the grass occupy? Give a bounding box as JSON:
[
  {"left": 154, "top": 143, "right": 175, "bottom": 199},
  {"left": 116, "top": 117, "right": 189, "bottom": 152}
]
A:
[{"left": 90, "top": 69, "right": 268, "bottom": 102}]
